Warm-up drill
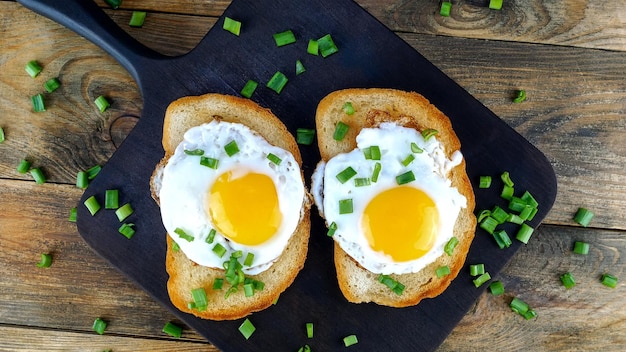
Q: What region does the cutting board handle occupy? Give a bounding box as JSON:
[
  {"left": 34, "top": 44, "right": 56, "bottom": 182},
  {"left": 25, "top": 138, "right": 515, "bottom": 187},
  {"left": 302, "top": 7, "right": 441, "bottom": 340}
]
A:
[{"left": 17, "top": 0, "right": 163, "bottom": 84}]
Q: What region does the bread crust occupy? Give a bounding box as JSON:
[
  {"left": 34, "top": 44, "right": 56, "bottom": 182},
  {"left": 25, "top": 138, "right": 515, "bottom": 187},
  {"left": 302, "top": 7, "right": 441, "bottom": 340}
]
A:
[
  {"left": 315, "top": 88, "right": 476, "bottom": 307},
  {"left": 151, "top": 93, "right": 310, "bottom": 320}
]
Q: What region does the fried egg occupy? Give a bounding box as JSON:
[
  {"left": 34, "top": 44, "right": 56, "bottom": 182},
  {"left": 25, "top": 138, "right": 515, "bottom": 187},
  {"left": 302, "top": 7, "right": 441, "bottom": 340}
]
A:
[
  {"left": 311, "top": 122, "right": 467, "bottom": 275},
  {"left": 157, "top": 120, "right": 305, "bottom": 275}
]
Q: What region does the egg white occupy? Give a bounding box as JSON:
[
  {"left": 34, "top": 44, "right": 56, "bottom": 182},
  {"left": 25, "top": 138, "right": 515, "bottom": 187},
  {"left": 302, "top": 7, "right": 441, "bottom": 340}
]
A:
[{"left": 158, "top": 120, "right": 305, "bottom": 275}]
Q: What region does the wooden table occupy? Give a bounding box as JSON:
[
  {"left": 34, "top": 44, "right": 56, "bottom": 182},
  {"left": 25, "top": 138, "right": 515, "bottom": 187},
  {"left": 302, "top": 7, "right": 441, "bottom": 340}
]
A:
[{"left": 1, "top": 0, "right": 625, "bottom": 350}]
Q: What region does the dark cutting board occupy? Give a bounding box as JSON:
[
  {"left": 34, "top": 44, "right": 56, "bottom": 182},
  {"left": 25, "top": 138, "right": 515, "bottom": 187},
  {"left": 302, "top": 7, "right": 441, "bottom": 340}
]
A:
[{"left": 18, "top": 0, "right": 557, "bottom": 351}]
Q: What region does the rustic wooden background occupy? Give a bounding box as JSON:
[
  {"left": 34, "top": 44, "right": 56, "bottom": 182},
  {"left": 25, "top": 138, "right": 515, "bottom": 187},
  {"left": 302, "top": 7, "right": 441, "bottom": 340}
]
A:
[{"left": 1, "top": 0, "right": 625, "bottom": 350}]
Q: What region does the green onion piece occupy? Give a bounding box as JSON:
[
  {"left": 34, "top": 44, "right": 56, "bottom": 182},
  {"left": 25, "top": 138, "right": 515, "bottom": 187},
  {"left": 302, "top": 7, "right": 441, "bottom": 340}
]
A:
[
  {"left": 336, "top": 166, "right": 357, "bottom": 183},
  {"left": 470, "top": 264, "right": 485, "bottom": 277},
  {"left": 513, "top": 89, "right": 526, "bottom": 103},
  {"left": 25, "top": 60, "right": 43, "bottom": 78},
  {"left": 327, "top": 221, "right": 337, "bottom": 237},
  {"left": 118, "top": 223, "right": 136, "bottom": 239},
  {"left": 436, "top": 265, "right": 451, "bottom": 278},
  {"left": 510, "top": 297, "right": 529, "bottom": 315},
  {"left": 396, "top": 170, "right": 416, "bottom": 185},
  {"left": 69, "top": 207, "right": 77, "bottom": 222},
  {"left": 473, "top": 272, "right": 491, "bottom": 288},
  {"left": 252, "top": 279, "right": 264, "bottom": 291},
  {"left": 223, "top": 17, "right": 242, "bottom": 36},
  {"left": 115, "top": 203, "right": 133, "bottom": 222},
  {"left": 370, "top": 145, "right": 382, "bottom": 160},
  {"left": 232, "top": 250, "right": 243, "bottom": 259},
  {"left": 172, "top": 242, "right": 180, "bottom": 251},
  {"left": 508, "top": 196, "right": 528, "bottom": 213},
  {"left": 273, "top": 296, "right": 279, "bottom": 305},
  {"left": 17, "top": 159, "right": 31, "bottom": 174},
  {"left": 184, "top": 149, "right": 204, "bottom": 156},
  {"left": 224, "top": 285, "right": 238, "bottom": 299},
  {"left": 76, "top": 171, "right": 88, "bottom": 189},
  {"left": 297, "top": 345, "right": 312, "bottom": 352},
  {"left": 104, "top": 0, "right": 122, "bottom": 9},
  {"left": 296, "top": 128, "right": 315, "bottom": 145},
  {"left": 295, "top": 59, "right": 306, "bottom": 75},
  {"left": 501, "top": 184, "right": 514, "bottom": 200},
  {"left": 371, "top": 162, "right": 382, "bottom": 183},
  {"left": 174, "top": 227, "right": 194, "bottom": 242},
  {"left": 343, "top": 334, "right": 358, "bottom": 347},
  {"left": 94, "top": 96, "right": 110, "bottom": 112},
  {"left": 105, "top": 189, "right": 119, "bottom": 209},
  {"left": 440, "top": 1, "right": 452, "bottom": 17},
  {"left": 84, "top": 195, "right": 100, "bottom": 216},
  {"left": 493, "top": 229, "right": 512, "bottom": 249},
  {"left": 489, "top": 0, "right": 503, "bottom": 10},
  {"left": 273, "top": 30, "right": 296, "bottom": 47},
  {"left": 244, "top": 252, "right": 254, "bottom": 267},
  {"left": 191, "top": 287, "right": 208, "bottom": 309},
  {"left": 523, "top": 309, "right": 537, "bottom": 320},
  {"left": 421, "top": 128, "right": 438, "bottom": 140},
  {"left": 243, "top": 283, "right": 255, "bottom": 297},
  {"left": 521, "top": 191, "right": 539, "bottom": 208},
  {"left": 354, "top": 177, "right": 371, "bottom": 187},
  {"left": 32, "top": 94, "right": 45, "bottom": 112},
  {"left": 401, "top": 154, "right": 415, "bottom": 166},
  {"left": 501, "top": 171, "right": 514, "bottom": 187},
  {"left": 491, "top": 206, "right": 509, "bottom": 224},
  {"left": 444, "top": 237, "right": 459, "bottom": 256},
  {"left": 477, "top": 209, "right": 491, "bottom": 223},
  {"left": 342, "top": 102, "right": 355, "bottom": 115},
  {"left": 573, "top": 241, "right": 590, "bottom": 255},
  {"left": 162, "top": 321, "right": 182, "bottom": 338},
  {"left": 200, "top": 156, "right": 219, "bottom": 169},
  {"left": 0, "top": 126, "right": 4, "bottom": 143},
  {"left": 224, "top": 140, "right": 239, "bottom": 156},
  {"left": 239, "top": 318, "right": 256, "bottom": 340},
  {"left": 266, "top": 71, "right": 288, "bottom": 94},
  {"left": 306, "top": 322, "right": 314, "bottom": 338},
  {"left": 377, "top": 274, "right": 405, "bottom": 295},
  {"left": 213, "top": 277, "right": 224, "bottom": 290},
  {"left": 212, "top": 243, "right": 227, "bottom": 258},
  {"left": 574, "top": 207, "right": 594, "bottom": 227},
  {"left": 489, "top": 280, "right": 505, "bottom": 296},
  {"left": 86, "top": 165, "right": 101, "bottom": 179},
  {"left": 43, "top": 77, "right": 61, "bottom": 93},
  {"left": 560, "top": 272, "right": 576, "bottom": 289},
  {"left": 516, "top": 223, "right": 534, "bottom": 244},
  {"left": 30, "top": 168, "right": 46, "bottom": 184},
  {"left": 479, "top": 176, "right": 492, "bottom": 188},
  {"left": 339, "top": 199, "right": 353, "bottom": 214},
  {"left": 480, "top": 216, "right": 498, "bottom": 234},
  {"left": 333, "top": 121, "right": 349, "bottom": 141},
  {"left": 506, "top": 213, "right": 524, "bottom": 225},
  {"left": 307, "top": 40, "right": 319, "bottom": 55},
  {"left": 410, "top": 142, "right": 423, "bottom": 154},
  {"left": 129, "top": 11, "right": 146, "bottom": 27},
  {"left": 206, "top": 229, "right": 216, "bottom": 244},
  {"left": 262, "top": 153, "right": 281, "bottom": 167},
  {"left": 518, "top": 205, "right": 534, "bottom": 220},
  {"left": 36, "top": 253, "right": 52, "bottom": 268},
  {"left": 92, "top": 317, "right": 107, "bottom": 335},
  {"left": 317, "top": 34, "right": 338, "bottom": 57},
  {"left": 240, "top": 80, "right": 258, "bottom": 99},
  {"left": 601, "top": 273, "right": 618, "bottom": 288}
]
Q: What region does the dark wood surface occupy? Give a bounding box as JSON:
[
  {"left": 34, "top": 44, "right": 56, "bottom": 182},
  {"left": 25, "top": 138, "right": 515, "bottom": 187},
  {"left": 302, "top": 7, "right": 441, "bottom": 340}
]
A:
[{"left": 1, "top": 0, "right": 625, "bottom": 351}]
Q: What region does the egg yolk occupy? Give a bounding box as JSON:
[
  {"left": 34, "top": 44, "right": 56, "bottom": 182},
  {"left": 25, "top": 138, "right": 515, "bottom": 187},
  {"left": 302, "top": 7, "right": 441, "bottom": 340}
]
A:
[
  {"left": 361, "top": 186, "right": 439, "bottom": 262},
  {"left": 207, "top": 171, "right": 282, "bottom": 246}
]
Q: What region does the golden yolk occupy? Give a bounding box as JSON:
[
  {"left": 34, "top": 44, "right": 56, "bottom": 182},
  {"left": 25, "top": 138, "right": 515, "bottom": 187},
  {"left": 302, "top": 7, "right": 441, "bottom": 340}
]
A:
[
  {"left": 207, "top": 171, "right": 282, "bottom": 246},
  {"left": 361, "top": 186, "right": 439, "bottom": 262}
]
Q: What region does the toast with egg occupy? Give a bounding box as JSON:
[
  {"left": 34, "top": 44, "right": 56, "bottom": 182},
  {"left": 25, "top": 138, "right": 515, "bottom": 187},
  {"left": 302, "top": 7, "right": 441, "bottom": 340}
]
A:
[
  {"left": 312, "top": 88, "right": 476, "bottom": 307},
  {"left": 150, "top": 93, "right": 311, "bottom": 320}
]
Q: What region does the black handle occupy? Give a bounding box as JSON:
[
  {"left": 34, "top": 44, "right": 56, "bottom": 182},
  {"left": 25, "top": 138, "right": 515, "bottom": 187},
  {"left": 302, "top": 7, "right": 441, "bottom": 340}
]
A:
[{"left": 17, "top": 0, "right": 165, "bottom": 85}]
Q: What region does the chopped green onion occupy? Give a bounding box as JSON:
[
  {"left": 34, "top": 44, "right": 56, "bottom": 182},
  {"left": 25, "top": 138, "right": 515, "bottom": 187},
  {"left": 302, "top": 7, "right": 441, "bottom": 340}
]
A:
[
  {"left": 76, "top": 171, "right": 88, "bottom": 189},
  {"left": 172, "top": 242, "right": 180, "bottom": 251},
  {"left": 508, "top": 196, "right": 528, "bottom": 213},
  {"left": 401, "top": 154, "right": 415, "bottom": 166},
  {"left": 115, "top": 203, "right": 133, "bottom": 221},
  {"left": 129, "top": 11, "right": 146, "bottom": 27},
  {"left": 510, "top": 297, "right": 529, "bottom": 315},
  {"left": 493, "top": 229, "right": 512, "bottom": 249},
  {"left": 518, "top": 205, "right": 534, "bottom": 220},
  {"left": 421, "top": 128, "right": 438, "bottom": 140},
  {"left": 232, "top": 250, "right": 243, "bottom": 259},
  {"left": 378, "top": 274, "right": 405, "bottom": 295},
  {"left": 470, "top": 264, "right": 485, "bottom": 277},
  {"left": 69, "top": 207, "right": 77, "bottom": 222},
  {"left": 191, "top": 287, "right": 208, "bottom": 309},
  {"left": 444, "top": 237, "right": 459, "bottom": 256},
  {"left": 501, "top": 171, "right": 514, "bottom": 187},
  {"left": 489, "top": 280, "right": 505, "bottom": 296},
  {"left": 307, "top": 40, "right": 319, "bottom": 55},
  {"left": 506, "top": 213, "right": 524, "bottom": 225},
  {"left": 86, "top": 165, "right": 101, "bottom": 180},
  {"left": 265, "top": 153, "right": 282, "bottom": 166},
  {"left": 327, "top": 221, "right": 337, "bottom": 237},
  {"left": 105, "top": 189, "right": 119, "bottom": 209},
  {"left": 297, "top": 345, "right": 311, "bottom": 352},
  {"left": 295, "top": 59, "right": 306, "bottom": 75},
  {"left": 118, "top": 223, "right": 135, "bottom": 239},
  {"left": 501, "top": 184, "right": 514, "bottom": 200},
  {"left": 239, "top": 318, "right": 256, "bottom": 340},
  {"left": 317, "top": 34, "right": 338, "bottom": 57},
  {"left": 396, "top": 170, "right": 416, "bottom": 185},
  {"left": 200, "top": 156, "right": 219, "bottom": 169},
  {"left": 162, "top": 321, "right": 182, "bottom": 338},
  {"left": 223, "top": 17, "right": 242, "bottom": 36},
  {"left": 84, "top": 195, "right": 100, "bottom": 216},
  {"left": 25, "top": 60, "right": 43, "bottom": 78},
  {"left": 266, "top": 71, "right": 288, "bottom": 94},
  {"left": 336, "top": 166, "right": 357, "bottom": 184},
  {"left": 0, "top": 126, "right": 4, "bottom": 143},
  {"left": 273, "top": 30, "right": 296, "bottom": 47},
  {"left": 480, "top": 216, "right": 498, "bottom": 234},
  {"left": 601, "top": 273, "right": 618, "bottom": 288},
  {"left": 343, "top": 334, "right": 358, "bottom": 347},
  {"left": 92, "top": 317, "right": 107, "bottom": 335},
  {"left": 473, "top": 272, "right": 491, "bottom": 288},
  {"left": 17, "top": 159, "right": 31, "bottom": 174},
  {"left": 371, "top": 162, "right": 382, "bottom": 182},
  {"left": 479, "top": 176, "right": 492, "bottom": 188},
  {"left": 104, "top": 0, "right": 122, "bottom": 9},
  {"left": 224, "top": 285, "right": 238, "bottom": 299},
  {"left": 240, "top": 79, "right": 258, "bottom": 98},
  {"left": 206, "top": 229, "right": 216, "bottom": 244},
  {"left": 513, "top": 89, "right": 526, "bottom": 103},
  {"left": 243, "top": 283, "right": 255, "bottom": 297},
  {"left": 94, "top": 96, "right": 110, "bottom": 112},
  {"left": 523, "top": 309, "right": 537, "bottom": 320},
  {"left": 342, "top": 102, "right": 355, "bottom": 115},
  {"left": 306, "top": 322, "right": 314, "bottom": 338},
  {"left": 574, "top": 207, "right": 594, "bottom": 227},
  {"left": 30, "top": 167, "right": 46, "bottom": 184},
  {"left": 224, "top": 140, "right": 239, "bottom": 156},
  {"left": 573, "top": 241, "right": 590, "bottom": 255},
  {"left": 244, "top": 252, "right": 254, "bottom": 267},
  {"left": 516, "top": 223, "right": 534, "bottom": 244},
  {"left": 333, "top": 121, "right": 349, "bottom": 141},
  {"left": 560, "top": 272, "right": 576, "bottom": 289},
  {"left": 213, "top": 277, "right": 224, "bottom": 290},
  {"left": 363, "top": 145, "right": 381, "bottom": 160},
  {"left": 212, "top": 243, "right": 227, "bottom": 258},
  {"left": 354, "top": 177, "right": 371, "bottom": 187},
  {"left": 184, "top": 149, "right": 204, "bottom": 156},
  {"left": 491, "top": 206, "right": 509, "bottom": 224},
  {"left": 436, "top": 265, "right": 451, "bottom": 278},
  {"left": 32, "top": 94, "right": 45, "bottom": 112},
  {"left": 296, "top": 128, "right": 315, "bottom": 145},
  {"left": 36, "top": 253, "right": 52, "bottom": 268},
  {"left": 43, "top": 77, "right": 61, "bottom": 93},
  {"left": 410, "top": 142, "right": 423, "bottom": 154},
  {"left": 477, "top": 209, "right": 491, "bottom": 223},
  {"left": 521, "top": 191, "right": 538, "bottom": 208},
  {"left": 440, "top": 1, "right": 452, "bottom": 17},
  {"left": 174, "top": 227, "right": 194, "bottom": 242},
  {"left": 339, "top": 199, "right": 353, "bottom": 214},
  {"left": 489, "top": 0, "right": 503, "bottom": 10}
]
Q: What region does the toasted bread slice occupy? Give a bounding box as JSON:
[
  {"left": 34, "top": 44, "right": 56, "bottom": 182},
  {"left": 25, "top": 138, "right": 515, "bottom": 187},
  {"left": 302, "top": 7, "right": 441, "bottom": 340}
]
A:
[
  {"left": 151, "top": 93, "right": 310, "bottom": 320},
  {"left": 314, "top": 88, "right": 476, "bottom": 307}
]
